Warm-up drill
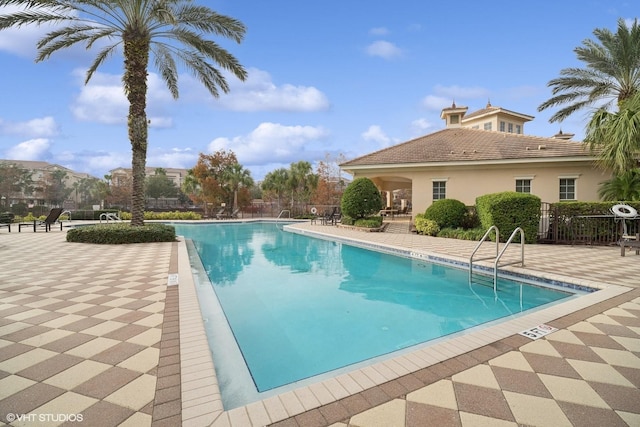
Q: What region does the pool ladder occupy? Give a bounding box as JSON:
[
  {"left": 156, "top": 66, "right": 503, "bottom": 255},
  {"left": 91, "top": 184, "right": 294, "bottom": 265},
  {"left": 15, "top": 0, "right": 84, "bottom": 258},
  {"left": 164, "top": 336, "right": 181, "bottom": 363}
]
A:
[{"left": 469, "top": 226, "right": 525, "bottom": 292}]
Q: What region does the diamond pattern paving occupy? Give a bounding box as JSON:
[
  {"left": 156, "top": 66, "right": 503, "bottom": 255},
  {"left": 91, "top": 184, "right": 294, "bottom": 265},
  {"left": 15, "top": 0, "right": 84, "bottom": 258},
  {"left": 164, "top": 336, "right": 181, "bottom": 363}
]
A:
[{"left": 2, "top": 222, "right": 640, "bottom": 427}]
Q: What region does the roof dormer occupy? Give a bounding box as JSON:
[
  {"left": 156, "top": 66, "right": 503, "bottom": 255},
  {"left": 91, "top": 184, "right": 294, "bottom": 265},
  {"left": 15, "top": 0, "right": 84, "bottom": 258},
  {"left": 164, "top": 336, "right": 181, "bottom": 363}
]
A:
[{"left": 440, "top": 101, "right": 469, "bottom": 128}]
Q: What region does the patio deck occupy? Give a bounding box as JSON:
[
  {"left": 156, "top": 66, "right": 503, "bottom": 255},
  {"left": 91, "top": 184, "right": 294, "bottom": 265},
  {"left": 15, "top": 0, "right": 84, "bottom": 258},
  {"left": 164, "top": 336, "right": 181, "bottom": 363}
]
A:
[{"left": 0, "top": 221, "right": 638, "bottom": 427}]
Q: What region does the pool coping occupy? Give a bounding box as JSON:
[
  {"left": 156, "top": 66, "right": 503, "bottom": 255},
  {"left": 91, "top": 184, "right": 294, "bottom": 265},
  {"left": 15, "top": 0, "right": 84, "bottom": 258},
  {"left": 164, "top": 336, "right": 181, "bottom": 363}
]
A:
[{"left": 176, "top": 224, "right": 634, "bottom": 427}]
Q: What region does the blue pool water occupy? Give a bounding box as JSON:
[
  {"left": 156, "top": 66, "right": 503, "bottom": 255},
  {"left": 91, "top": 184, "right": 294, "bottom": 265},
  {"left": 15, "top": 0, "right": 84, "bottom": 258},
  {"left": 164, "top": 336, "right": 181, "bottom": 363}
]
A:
[{"left": 174, "top": 222, "right": 572, "bottom": 393}]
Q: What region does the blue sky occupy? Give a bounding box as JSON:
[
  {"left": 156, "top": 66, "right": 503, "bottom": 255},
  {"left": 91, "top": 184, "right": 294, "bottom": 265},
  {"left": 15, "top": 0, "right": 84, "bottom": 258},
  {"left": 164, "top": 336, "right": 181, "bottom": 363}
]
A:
[{"left": 0, "top": 1, "right": 637, "bottom": 181}]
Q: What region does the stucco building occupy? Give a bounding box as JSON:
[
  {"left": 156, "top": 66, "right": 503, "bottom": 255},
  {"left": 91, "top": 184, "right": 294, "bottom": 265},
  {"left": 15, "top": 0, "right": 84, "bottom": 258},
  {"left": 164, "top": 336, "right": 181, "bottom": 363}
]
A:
[{"left": 340, "top": 103, "right": 609, "bottom": 215}]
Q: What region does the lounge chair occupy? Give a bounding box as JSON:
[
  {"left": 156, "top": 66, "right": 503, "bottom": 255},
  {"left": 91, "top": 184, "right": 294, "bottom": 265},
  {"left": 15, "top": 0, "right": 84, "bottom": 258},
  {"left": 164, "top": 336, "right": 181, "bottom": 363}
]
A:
[
  {"left": 217, "top": 208, "right": 239, "bottom": 220},
  {"left": 321, "top": 207, "right": 338, "bottom": 225},
  {"left": 18, "top": 208, "right": 64, "bottom": 232},
  {"left": 214, "top": 207, "right": 227, "bottom": 220}
]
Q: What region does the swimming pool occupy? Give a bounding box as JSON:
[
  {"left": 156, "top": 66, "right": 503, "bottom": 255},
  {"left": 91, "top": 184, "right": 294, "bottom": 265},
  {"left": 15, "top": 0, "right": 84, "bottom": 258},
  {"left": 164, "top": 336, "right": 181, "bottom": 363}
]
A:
[{"left": 174, "top": 222, "right": 577, "bottom": 407}]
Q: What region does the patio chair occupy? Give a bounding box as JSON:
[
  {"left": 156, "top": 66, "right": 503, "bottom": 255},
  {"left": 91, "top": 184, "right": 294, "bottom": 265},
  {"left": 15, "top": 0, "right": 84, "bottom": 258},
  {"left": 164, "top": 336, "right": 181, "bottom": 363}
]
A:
[
  {"left": 214, "top": 207, "right": 227, "bottom": 220},
  {"left": 18, "top": 208, "right": 64, "bottom": 232},
  {"left": 0, "top": 212, "right": 13, "bottom": 232}
]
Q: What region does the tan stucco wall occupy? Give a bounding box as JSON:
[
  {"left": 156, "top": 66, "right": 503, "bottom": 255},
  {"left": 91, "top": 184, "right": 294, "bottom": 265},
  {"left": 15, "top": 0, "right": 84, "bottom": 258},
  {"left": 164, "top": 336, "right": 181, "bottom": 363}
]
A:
[{"left": 348, "top": 161, "right": 611, "bottom": 215}]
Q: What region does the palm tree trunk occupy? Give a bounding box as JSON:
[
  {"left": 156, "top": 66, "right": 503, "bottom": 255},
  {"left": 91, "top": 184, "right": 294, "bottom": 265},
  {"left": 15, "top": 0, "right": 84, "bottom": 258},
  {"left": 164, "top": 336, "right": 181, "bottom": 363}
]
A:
[{"left": 124, "top": 33, "right": 150, "bottom": 227}]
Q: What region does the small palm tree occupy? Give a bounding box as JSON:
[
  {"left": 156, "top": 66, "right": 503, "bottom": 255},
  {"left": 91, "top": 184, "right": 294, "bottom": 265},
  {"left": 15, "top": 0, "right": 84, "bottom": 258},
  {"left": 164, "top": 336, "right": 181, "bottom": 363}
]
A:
[
  {"left": 538, "top": 18, "right": 640, "bottom": 123},
  {"left": 598, "top": 169, "right": 640, "bottom": 201},
  {"left": 0, "top": 1, "right": 247, "bottom": 226}
]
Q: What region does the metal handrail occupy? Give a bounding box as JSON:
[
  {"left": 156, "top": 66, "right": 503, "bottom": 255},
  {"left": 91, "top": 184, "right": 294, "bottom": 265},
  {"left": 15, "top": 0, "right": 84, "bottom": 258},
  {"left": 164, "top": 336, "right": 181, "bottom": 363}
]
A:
[
  {"left": 276, "top": 209, "right": 291, "bottom": 221},
  {"left": 469, "top": 225, "right": 499, "bottom": 283},
  {"left": 493, "top": 227, "right": 525, "bottom": 291},
  {"left": 99, "top": 212, "right": 121, "bottom": 223}
]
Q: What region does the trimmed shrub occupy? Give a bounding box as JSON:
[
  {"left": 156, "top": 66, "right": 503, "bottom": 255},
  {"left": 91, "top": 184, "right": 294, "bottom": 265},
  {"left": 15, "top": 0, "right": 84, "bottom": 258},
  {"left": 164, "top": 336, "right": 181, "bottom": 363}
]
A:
[
  {"left": 437, "top": 227, "right": 486, "bottom": 241},
  {"left": 424, "top": 199, "right": 467, "bottom": 229},
  {"left": 119, "top": 210, "right": 202, "bottom": 221},
  {"left": 354, "top": 216, "right": 383, "bottom": 228},
  {"left": 66, "top": 223, "right": 177, "bottom": 244},
  {"left": 414, "top": 214, "right": 440, "bottom": 236},
  {"left": 340, "top": 177, "right": 383, "bottom": 219},
  {"left": 476, "top": 191, "right": 541, "bottom": 243}
]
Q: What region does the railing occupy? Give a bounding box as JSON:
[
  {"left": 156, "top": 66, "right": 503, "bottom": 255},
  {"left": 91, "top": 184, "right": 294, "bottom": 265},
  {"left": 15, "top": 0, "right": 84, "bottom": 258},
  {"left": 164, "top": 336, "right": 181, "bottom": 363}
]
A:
[
  {"left": 469, "top": 226, "right": 525, "bottom": 292},
  {"left": 493, "top": 227, "right": 525, "bottom": 292},
  {"left": 276, "top": 210, "right": 291, "bottom": 221},
  {"left": 99, "top": 212, "right": 121, "bottom": 223},
  {"left": 469, "top": 226, "right": 499, "bottom": 285}
]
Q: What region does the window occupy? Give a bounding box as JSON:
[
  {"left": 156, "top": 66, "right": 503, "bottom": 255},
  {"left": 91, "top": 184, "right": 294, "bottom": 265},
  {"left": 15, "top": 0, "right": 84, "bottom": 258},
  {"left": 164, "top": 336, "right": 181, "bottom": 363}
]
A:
[
  {"left": 450, "top": 114, "right": 459, "bottom": 124},
  {"left": 484, "top": 122, "right": 492, "bottom": 131},
  {"left": 508, "top": 123, "right": 514, "bottom": 133},
  {"left": 559, "top": 178, "right": 576, "bottom": 200},
  {"left": 516, "top": 125, "right": 521, "bottom": 134},
  {"left": 515, "top": 179, "right": 531, "bottom": 193},
  {"left": 499, "top": 121, "right": 505, "bottom": 132},
  {"left": 433, "top": 181, "right": 446, "bottom": 200}
]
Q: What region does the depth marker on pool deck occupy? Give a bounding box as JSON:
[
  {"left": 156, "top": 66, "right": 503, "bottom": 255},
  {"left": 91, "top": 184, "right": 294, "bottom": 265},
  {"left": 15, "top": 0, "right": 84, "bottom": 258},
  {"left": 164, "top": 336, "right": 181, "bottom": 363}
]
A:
[
  {"left": 167, "top": 274, "right": 179, "bottom": 286},
  {"left": 519, "top": 324, "right": 557, "bottom": 340}
]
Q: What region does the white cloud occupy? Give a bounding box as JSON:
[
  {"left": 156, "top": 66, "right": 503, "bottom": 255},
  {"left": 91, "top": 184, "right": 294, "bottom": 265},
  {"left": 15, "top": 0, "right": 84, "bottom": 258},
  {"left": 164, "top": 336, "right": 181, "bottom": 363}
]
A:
[
  {"left": 213, "top": 68, "right": 330, "bottom": 112},
  {"left": 147, "top": 147, "right": 198, "bottom": 169},
  {"left": 421, "top": 95, "right": 452, "bottom": 111},
  {"left": 0, "top": 116, "right": 59, "bottom": 138},
  {"left": 70, "top": 69, "right": 173, "bottom": 127},
  {"left": 207, "top": 122, "right": 330, "bottom": 165},
  {"left": 362, "top": 125, "right": 391, "bottom": 146},
  {"left": 369, "top": 27, "right": 389, "bottom": 36},
  {"left": 5, "top": 138, "right": 52, "bottom": 160},
  {"left": 366, "top": 40, "right": 403, "bottom": 59},
  {"left": 421, "top": 85, "right": 492, "bottom": 110},
  {"left": 410, "top": 118, "right": 434, "bottom": 135}
]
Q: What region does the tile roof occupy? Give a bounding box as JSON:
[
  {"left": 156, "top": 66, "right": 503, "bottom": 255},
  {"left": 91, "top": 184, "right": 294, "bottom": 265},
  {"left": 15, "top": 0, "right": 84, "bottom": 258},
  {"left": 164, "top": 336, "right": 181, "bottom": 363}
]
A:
[{"left": 341, "top": 128, "right": 594, "bottom": 167}]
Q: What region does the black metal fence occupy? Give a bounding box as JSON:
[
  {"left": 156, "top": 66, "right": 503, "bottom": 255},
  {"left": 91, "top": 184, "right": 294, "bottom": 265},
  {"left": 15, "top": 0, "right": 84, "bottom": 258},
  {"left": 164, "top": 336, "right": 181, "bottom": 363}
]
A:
[{"left": 538, "top": 202, "right": 639, "bottom": 245}]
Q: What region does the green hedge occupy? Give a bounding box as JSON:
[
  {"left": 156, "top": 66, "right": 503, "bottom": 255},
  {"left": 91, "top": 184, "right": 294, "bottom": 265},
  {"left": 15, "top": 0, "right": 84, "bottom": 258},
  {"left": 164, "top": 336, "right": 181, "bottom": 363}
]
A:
[
  {"left": 119, "top": 211, "right": 202, "bottom": 220},
  {"left": 424, "top": 199, "right": 467, "bottom": 229},
  {"left": 66, "top": 223, "right": 177, "bottom": 244},
  {"left": 69, "top": 210, "right": 121, "bottom": 220},
  {"left": 476, "top": 192, "right": 541, "bottom": 243}
]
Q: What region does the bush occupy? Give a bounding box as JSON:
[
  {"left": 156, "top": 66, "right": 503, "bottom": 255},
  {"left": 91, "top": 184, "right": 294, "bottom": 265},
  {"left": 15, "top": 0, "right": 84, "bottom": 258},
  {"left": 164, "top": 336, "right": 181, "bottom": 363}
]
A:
[
  {"left": 354, "top": 216, "right": 383, "bottom": 228},
  {"left": 424, "top": 199, "right": 467, "bottom": 229},
  {"left": 437, "top": 227, "right": 486, "bottom": 241},
  {"left": 414, "top": 214, "right": 440, "bottom": 236},
  {"left": 119, "top": 211, "right": 202, "bottom": 221},
  {"left": 340, "top": 177, "right": 383, "bottom": 219},
  {"left": 476, "top": 191, "right": 541, "bottom": 243},
  {"left": 66, "top": 223, "right": 177, "bottom": 244}
]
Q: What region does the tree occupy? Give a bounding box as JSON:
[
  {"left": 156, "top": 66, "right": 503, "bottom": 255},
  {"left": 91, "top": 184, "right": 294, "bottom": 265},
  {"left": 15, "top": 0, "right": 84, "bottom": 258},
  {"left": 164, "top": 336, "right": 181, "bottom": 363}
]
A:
[
  {"left": 313, "top": 153, "right": 347, "bottom": 206},
  {"left": 189, "top": 150, "right": 238, "bottom": 216},
  {"left": 585, "top": 92, "right": 640, "bottom": 173},
  {"left": 287, "top": 161, "right": 318, "bottom": 209},
  {"left": 0, "top": 162, "right": 33, "bottom": 209},
  {"left": 538, "top": 18, "right": 640, "bottom": 123},
  {"left": 38, "top": 169, "right": 71, "bottom": 207},
  {"left": 261, "top": 168, "right": 289, "bottom": 209},
  {"left": 0, "top": 1, "right": 247, "bottom": 226},
  {"left": 223, "top": 163, "right": 253, "bottom": 210},
  {"left": 598, "top": 169, "right": 640, "bottom": 201},
  {"left": 145, "top": 168, "right": 178, "bottom": 207},
  {"left": 340, "top": 177, "right": 382, "bottom": 219}
]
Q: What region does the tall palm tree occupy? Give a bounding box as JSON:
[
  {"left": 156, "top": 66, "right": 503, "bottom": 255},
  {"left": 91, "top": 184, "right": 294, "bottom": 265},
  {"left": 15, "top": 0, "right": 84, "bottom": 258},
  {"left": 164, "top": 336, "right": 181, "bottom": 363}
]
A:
[
  {"left": 585, "top": 91, "right": 640, "bottom": 173},
  {"left": 223, "top": 163, "right": 253, "bottom": 211},
  {"left": 538, "top": 18, "right": 640, "bottom": 123},
  {"left": 261, "top": 168, "right": 289, "bottom": 210},
  {"left": 0, "top": 1, "right": 247, "bottom": 226}
]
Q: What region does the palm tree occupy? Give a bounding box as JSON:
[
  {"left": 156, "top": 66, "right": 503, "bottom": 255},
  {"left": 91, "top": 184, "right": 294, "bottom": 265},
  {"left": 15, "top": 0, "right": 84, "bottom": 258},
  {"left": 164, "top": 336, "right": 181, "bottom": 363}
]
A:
[
  {"left": 0, "top": 1, "right": 247, "bottom": 226},
  {"left": 261, "top": 168, "right": 289, "bottom": 210},
  {"left": 223, "top": 163, "right": 253, "bottom": 211},
  {"left": 538, "top": 18, "right": 640, "bottom": 123},
  {"left": 585, "top": 92, "right": 640, "bottom": 173},
  {"left": 598, "top": 169, "right": 640, "bottom": 201}
]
